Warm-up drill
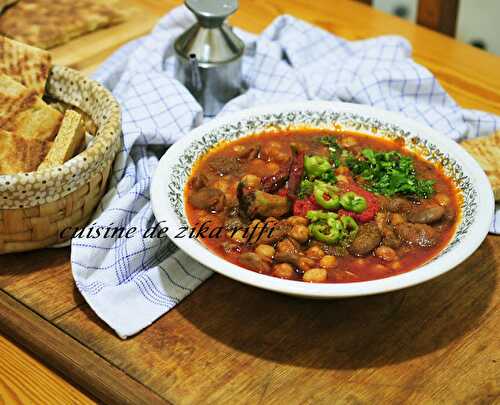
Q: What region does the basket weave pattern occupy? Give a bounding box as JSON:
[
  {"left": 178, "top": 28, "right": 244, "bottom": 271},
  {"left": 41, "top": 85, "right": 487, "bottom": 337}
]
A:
[{"left": 0, "top": 66, "right": 121, "bottom": 254}]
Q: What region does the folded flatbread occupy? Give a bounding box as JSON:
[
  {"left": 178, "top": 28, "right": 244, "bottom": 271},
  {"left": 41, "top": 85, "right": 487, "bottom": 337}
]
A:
[
  {"left": 0, "top": 129, "right": 51, "bottom": 174},
  {"left": 0, "top": 35, "right": 51, "bottom": 95},
  {"left": 461, "top": 133, "right": 500, "bottom": 200},
  {"left": 0, "top": 74, "right": 62, "bottom": 141},
  {"left": 39, "top": 109, "right": 85, "bottom": 169},
  {"left": 0, "top": 0, "right": 124, "bottom": 49}
]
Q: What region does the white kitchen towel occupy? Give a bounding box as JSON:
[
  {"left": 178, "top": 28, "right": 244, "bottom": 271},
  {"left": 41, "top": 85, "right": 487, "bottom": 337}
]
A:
[{"left": 72, "top": 6, "right": 500, "bottom": 338}]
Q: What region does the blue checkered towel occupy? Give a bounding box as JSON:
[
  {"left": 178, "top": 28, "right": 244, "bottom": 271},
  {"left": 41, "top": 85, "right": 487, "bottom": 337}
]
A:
[{"left": 72, "top": 6, "right": 500, "bottom": 338}]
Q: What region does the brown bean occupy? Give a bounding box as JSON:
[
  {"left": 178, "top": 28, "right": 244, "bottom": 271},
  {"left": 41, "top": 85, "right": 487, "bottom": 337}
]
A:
[
  {"left": 276, "top": 238, "right": 299, "bottom": 255},
  {"left": 407, "top": 204, "right": 445, "bottom": 224},
  {"left": 189, "top": 187, "right": 225, "bottom": 212},
  {"left": 306, "top": 246, "right": 325, "bottom": 259},
  {"left": 380, "top": 197, "right": 411, "bottom": 213},
  {"left": 348, "top": 223, "right": 382, "bottom": 256},
  {"left": 239, "top": 252, "right": 271, "bottom": 273},
  {"left": 395, "top": 223, "right": 437, "bottom": 247},
  {"left": 297, "top": 257, "right": 316, "bottom": 272},
  {"left": 190, "top": 174, "right": 208, "bottom": 190}
]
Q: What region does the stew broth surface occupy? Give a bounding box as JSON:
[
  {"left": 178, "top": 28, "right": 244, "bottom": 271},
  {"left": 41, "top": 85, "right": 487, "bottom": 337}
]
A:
[{"left": 185, "top": 129, "right": 460, "bottom": 283}]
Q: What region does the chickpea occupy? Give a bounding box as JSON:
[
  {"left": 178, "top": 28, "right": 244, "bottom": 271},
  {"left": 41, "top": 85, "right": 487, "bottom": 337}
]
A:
[
  {"left": 289, "top": 224, "right": 309, "bottom": 244},
  {"left": 229, "top": 229, "right": 246, "bottom": 243},
  {"left": 241, "top": 174, "right": 260, "bottom": 189},
  {"left": 261, "top": 142, "right": 290, "bottom": 162},
  {"left": 390, "top": 213, "right": 406, "bottom": 226},
  {"left": 390, "top": 261, "right": 402, "bottom": 270},
  {"left": 303, "top": 268, "right": 327, "bottom": 283},
  {"left": 255, "top": 244, "right": 275, "bottom": 259},
  {"left": 297, "top": 257, "right": 315, "bottom": 272},
  {"left": 319, "top": 255, "right": 337, "bottom": 269},
  {"left": 273, "top": 263, "right": 294, "bottom": 279},
  {"left": 306, "top": 245, "right": 325, "bottom": 259},
  {"left": 372, "top": 264, "right": 389, "bottom": 273},
  {"left": 435, "top": 193, "right": 450, "bottom": 207},
  {"left": 375, "top": 246, "right": 397, "bottom": 262},
  {"left": 287, "top": 216, "right": 308, "bottom": 226}
]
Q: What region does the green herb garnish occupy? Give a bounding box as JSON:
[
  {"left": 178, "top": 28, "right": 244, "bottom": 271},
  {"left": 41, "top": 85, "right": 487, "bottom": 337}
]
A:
[
  {"left": 298, "top": 179, "right": 314, "bottom": 199},
  {"left": 319, "top": 136, "right": 343, "bottom": 167},
  {"left": 346, "top": 149, "right": 435, "bottom": 198}
]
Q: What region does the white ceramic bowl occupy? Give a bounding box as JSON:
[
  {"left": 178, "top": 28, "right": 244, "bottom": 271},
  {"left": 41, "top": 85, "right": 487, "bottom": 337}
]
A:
[{"left": 151, "top": 101, "right": 493, "bottom": 298}]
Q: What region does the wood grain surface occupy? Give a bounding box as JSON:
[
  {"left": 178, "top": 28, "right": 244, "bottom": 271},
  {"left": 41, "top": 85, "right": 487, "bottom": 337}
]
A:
[
  {"left": 1, "top": 0, "right": 499, "bottom": 404},
  {"left": 417, "top": 0, "right": 459, "bottom": 36},
  {"left": 0, "top": 335, "right": 94, "bottom": 404}
]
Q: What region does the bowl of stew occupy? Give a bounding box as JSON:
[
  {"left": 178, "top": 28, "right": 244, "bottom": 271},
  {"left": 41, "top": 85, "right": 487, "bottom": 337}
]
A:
[{"left": 151, "top": 101, "right": 493, "bottom": 298}]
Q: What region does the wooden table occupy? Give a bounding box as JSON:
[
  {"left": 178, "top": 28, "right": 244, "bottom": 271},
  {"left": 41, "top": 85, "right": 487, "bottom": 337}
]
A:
[{"left": 1, "top": 1, "right": 499, "bottom": 403}]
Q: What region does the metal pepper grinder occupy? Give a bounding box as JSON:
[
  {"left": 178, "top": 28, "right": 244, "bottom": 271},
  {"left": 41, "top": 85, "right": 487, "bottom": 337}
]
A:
[{"left": 174, "top": 0, "right": 245, "bottom": 116}]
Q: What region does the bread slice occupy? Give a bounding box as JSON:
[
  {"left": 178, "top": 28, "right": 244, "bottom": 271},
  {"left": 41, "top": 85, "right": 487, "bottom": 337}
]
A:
[
  {"left": 38, "top": 109, "right": 85, "bottom": 169},
  {"left": 0, "top": 0, "right": 17, "bottom": 13},
  {"left": 46, "top": 99, "right": 98, "bottom": 135},
  {"left": 0, "top": 74, "right": 62, "bottom": 141},
  {"left": 0, "top": 129, "right": 51, "bottom": 174},
  {"left": 0, "top": 0, "right": 124, "bottom": 49},
  {"left": 0, "top": 36, "right": 51, "bottom": 95},
  {"left": 461, "top": 133, "right": 500, "bottom": 200}
]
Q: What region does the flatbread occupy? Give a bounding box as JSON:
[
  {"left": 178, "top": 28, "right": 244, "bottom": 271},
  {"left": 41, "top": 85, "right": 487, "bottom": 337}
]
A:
[
  {"left": 0, "top": 129, "right": 51, "bottom": 174},
  {"left": 0, "top": 0, "right": 125, "bottom": 49},
  {"left": 0, "top": 0, "right": 17, "bottom": 13},
  {"left": 0, "top": 35, "right": 51, "bottom": 95},
  {"left": 46, "top": 98, "right": 98, "bottom": 135},
  {"left": 0, "top": 74, "right": 62, "bottom": 141},
  {"left": 461, "top": 133, "right": 500, "bottom": 200},
  {"left": 38, "top": 109, "right": 85, "bottom": 169}
]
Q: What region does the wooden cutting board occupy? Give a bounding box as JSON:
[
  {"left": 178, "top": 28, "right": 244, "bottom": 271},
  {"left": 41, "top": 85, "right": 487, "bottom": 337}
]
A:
[{"left": 1, "top": 1, "right": 499, "bottom": 404}]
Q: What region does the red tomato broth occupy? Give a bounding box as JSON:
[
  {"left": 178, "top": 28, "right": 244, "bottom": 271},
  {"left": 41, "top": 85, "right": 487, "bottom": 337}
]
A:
[{"left": 184, "top": 129, "right": 461, "bottom": 283}]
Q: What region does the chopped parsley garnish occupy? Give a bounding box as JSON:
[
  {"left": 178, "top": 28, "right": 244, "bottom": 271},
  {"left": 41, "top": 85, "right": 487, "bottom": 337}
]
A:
[
  {"left": 346, "top": 149, "right": 435, "bottom": 198},
  {"left": 319, "top": 136, "right": 343, "bottom": 167},
  {"left": 298, "top": 179, "right": 314, "bottom": 199},
  {"left": 320, "top": 169, "right": 336, "bottom": 183}
]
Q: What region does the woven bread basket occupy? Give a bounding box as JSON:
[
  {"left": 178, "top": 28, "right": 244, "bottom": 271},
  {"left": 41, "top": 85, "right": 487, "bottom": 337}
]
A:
[{"left": 0, "top": 65, "right": 121, "bottom": 254}]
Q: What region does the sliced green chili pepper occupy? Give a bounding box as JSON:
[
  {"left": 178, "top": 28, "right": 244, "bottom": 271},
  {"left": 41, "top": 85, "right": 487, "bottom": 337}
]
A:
[
  {"left": 340, "top": 215, "right": 359, "bottom": 237},
  {"left": 307, "top": 210, "right": 359, "bottom": 245},
  {"left": 307, "top": 211, "right": 342, "bottom": 244},
  {"left": 340, "top": 191, "right": 367, "bottom": 213},
  {"left": 313, "top": 181, "right": 340, "bottom": 210},
  {"left": 304, "top": 155, "right": 331, "bottom": 178},
  {"left": 306, "top": 210, "right": 338, "bottom": 223}
]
